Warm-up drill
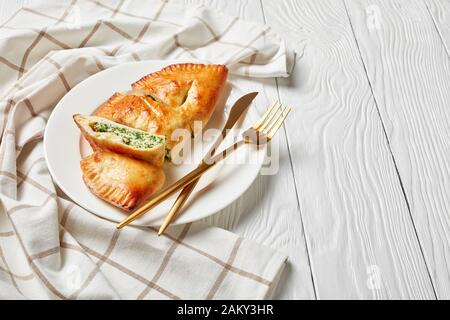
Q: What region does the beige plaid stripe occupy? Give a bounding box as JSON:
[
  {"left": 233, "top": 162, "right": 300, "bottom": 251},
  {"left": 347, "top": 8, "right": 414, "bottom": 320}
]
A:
[
  {"left": 22, "top": 0, "right": 77, "bottom": 25},
  {"left": 0, "top": 265, "right": 34, "bottom": 281},
  {"left": 150, "top": 227, "right": 271, "bottom": 286},
  {"left": 23, "top": 98, "right": 37, "bottom": 117},
  {"left": 243, "top": 53, "right": 258, "bottom": 77},
  {"left": 2, "top": 129, "right": 14, "bottom": 137},
  {"left": 1, "top": 57, "right": 70, "bottom": 139},
  {"left": 225, "top": 28, "right": 268, "bottom": 65},
  {"left": 86, "top": 0, "right": 180, "bottom": 26},
  {"left": 131, "top": 52, "right": 141, "bottom": 61},
  {"left": 0, "top": 57, "right": 26, "bottom": 73},
  {"left": 91, "top": 55, "right": 106, "bottom": 70},
  {"left": 134, "top": 22, "right": 151, "bottom": 43},
  {"left": 1, "top": 53, "right": 101, "bottom": 140},
  {"left": 43, "top": 57, "right": 71, "bottom": 91},
  {"left": 59, "top": 203, "right": 75, "bottom": 228},
  {"left": 173, "top": 34, "right": 203, "bottom": 61},
  {"left": 206, "top": 238, "right": 242, "bottom": 299},
  {"left": 241, "top": 51, "right": 286, "bottom": 66},
  {"left": 170, "top": 15, "right": 264, "bottom": 63},
  {"left": 29, "top": 246, "right": 60, "bottom": 260},
  {"left": 1, "top": 52, "right": 55, "bottom": 100},
  {"left": 104, "top": 21, "right": 136, "bottom": 41},
  {"left": 127, "top": 0, "right": 167, "bottom": 45},
  {"left": 0, "top": 231, "right": 15, "bottom": 237},
  {"left": 187, "top": 16, "right": 261, "bottom": 53},
  {"left": 57, "top": 0, "right": 79, "bottom": 25},
  {"left": 110, "top": 0, "right": 125, "bottom": 18},
  {"left": 0, "top": 8, "right": 22, "bottom": 28},
  {"left": 15, "top": 133, "right": 43, "bottom": 153},
  {"left": 0, "top": 170, "right": 17, "bottom": 181},
  {"left": 18, "top": 30, "right": 47, "bottom": 78},
  {"left": 58, "top": 203, "right": 75, "bottom": 240},
  {"left": 11, "top": 2, "right": 79, "bottom": 78},
  {"left": 192, "top": 16, "right": 245, "bottom": 48},
  {"left": 78, "top": 21, "right": 102, "bottom": 47},
  {"left": 1, "top": 99, "right": 16, "bottom": 138},
  {"left": 68, "top": 230, "right": 121, "bottom": 299},
  {"left": 5, "top": 212, "right": 68, "bottom": 299},
  {"left": 136, "top": 223, "right": 191, "bottom": 300},
  {"left": 40, "top": 31, "right": 71, "bottom": 49},
  {"left": 0, "top": 246, "right": 26, "bottom": 296},
  {"left": 22, "top": 8, "right": 69, "bottom": 24},
  {"left": 8, "top": 194, "right": 56, "bottom": 217},
  {"left": 61, "top": 241, "right": 180, "bottom": 299},
  {"left": 16, "top": 171, "right": 54, "bottom": 196}
]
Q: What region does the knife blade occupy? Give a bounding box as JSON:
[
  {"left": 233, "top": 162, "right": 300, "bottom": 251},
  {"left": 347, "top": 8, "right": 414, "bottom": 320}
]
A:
[{"left": 156, "top": 92, "right": 258, "bottom": 234}]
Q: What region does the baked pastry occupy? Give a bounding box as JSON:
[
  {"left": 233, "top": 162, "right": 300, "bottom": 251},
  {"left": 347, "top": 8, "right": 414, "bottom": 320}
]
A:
[
  {"left": 132, "top": 63, "right": 228, "bottom": 129},
  {"left": 73, "top": 114, "right": 166, "bottom": 166},
  {"left": 93, "top": 93, "right": 187, "bottom": 151},
  {"left": 80, "top": 151, "right": 165, "bottom": 211},
  {"left": 94, "top": 63, "right": 228, "bottom": 151}
]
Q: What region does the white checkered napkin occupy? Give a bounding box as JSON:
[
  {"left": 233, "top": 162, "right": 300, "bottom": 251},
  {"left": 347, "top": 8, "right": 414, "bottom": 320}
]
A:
[{"left": 0, "top": 0, "right": 291, "bottom": 299}]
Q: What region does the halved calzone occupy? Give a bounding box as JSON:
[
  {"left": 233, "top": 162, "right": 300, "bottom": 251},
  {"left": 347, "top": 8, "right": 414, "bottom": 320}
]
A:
[
  {"left": 80, "top": 151, "right": 165, "bottom": 211},
  {"left": 93, "top": 93, "right": 188, "bottom": 150},
  {"left": 94, "top": 64, "right": 228, "bottom": 151},
  {"left": 74, "top": 114, "right": 166, "bottom": 166}
]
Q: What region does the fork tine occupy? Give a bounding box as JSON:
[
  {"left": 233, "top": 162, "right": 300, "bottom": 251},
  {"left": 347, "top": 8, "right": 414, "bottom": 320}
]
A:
[
  {"left": 260, "top": 102, "right": 283, "bottom": 132},
  {"left": 261, "top": 104, "right": 288, "bottom": 134},
  {"left": 252, "top": 101, "right": 281, "bottom": 130},
  {"left": 267, "top": 107, "right": 291, "bottom": 139}
]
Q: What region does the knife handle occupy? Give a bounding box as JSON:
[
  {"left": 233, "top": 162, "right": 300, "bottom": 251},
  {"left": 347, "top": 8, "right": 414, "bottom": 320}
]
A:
[{"left": 158, "top": 178, "right": 198, "bottom": 235}]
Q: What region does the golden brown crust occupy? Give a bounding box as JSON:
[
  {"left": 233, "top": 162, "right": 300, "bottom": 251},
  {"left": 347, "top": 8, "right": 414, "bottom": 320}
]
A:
[
  {"left": 93, "top": 93, "right": 188, "bottom": 150},
  {"left": 132, "top": 63, "right": 228, "bottom": 131},
  {"left": 93, "top": 63, "right": 227, "bottom": 154},
  {"left": 80, "top": 151, "right": 165, "bottom": 211},
  {"left": 73, "top": 114, "right": 166, "bottom": 167}
]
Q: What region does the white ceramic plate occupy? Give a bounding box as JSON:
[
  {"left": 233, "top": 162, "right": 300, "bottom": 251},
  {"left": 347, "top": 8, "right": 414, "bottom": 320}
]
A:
[{"left": 44, "top": 60, "right": 266, "bottom": 226}]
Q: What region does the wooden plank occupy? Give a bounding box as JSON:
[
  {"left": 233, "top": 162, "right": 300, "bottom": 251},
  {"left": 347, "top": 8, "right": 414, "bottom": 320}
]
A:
[
  {"left": 175, "top": 0, "right": 316, "bottom": 299},
  {"left": 425, "top": 0, "right": 450, "bottom": 54},
  {"left": 261, "top": 0, "right": 436, "bottom": 299},
  {"left": 345, "top": 0, "right": 450, "bottom": 298}
]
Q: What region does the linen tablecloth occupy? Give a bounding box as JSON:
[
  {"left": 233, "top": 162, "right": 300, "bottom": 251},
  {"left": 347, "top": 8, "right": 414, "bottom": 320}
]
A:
[{"left": 0, "top": 0, "right": 294, "bottom": 299}]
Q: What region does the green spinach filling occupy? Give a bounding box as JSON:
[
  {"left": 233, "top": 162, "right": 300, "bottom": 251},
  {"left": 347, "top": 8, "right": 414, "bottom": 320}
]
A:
[{"left": 92, "top": 122, "right": 163, "bottom": 149}]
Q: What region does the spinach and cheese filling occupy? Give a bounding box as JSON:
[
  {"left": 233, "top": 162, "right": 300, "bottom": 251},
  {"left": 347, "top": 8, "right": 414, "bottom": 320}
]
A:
[{"left": 92, "top": 122, "right": 164, "bottom": 149}]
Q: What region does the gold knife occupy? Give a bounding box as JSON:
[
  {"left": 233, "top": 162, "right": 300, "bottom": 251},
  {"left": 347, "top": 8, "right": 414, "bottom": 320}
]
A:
[
  {"left": 157, "top": 91, "right": 259, "bottom": 235},
  {"left": 116, "top": 92, "right": 258, "bottom": 230}
]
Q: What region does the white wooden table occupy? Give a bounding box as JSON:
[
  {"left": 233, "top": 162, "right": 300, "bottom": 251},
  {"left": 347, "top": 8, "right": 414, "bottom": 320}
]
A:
[{"left": 2, "top": 0, "right": 450, "bottom": 299}]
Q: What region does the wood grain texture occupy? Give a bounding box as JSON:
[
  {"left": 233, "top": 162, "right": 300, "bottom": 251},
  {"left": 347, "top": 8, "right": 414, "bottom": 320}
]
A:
[
  {"left": 425, "top": 0, "right": 450, "bottom": 55},
  {"left": 262, "top": 0, "right": 435, "bottom": 299},
  {"left": 178, "top": 0, "right": 316, "bottom": 299},
  {"left": 345, "top": 0, "right": 450, "bottom": 298}
]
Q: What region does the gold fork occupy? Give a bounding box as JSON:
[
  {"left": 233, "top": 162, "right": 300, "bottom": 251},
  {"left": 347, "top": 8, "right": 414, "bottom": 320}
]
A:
[{"left": 116, "top": 101, "right": 291, "bottom": 229}]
